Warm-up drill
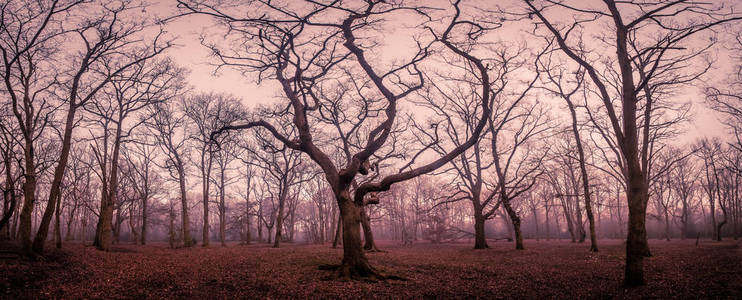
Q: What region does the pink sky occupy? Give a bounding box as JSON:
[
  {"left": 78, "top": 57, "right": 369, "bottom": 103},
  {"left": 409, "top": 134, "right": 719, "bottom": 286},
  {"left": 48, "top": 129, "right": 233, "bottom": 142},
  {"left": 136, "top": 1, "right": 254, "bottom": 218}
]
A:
[{"left": 151, "top": 0, "right": 733, "bottom": 144}]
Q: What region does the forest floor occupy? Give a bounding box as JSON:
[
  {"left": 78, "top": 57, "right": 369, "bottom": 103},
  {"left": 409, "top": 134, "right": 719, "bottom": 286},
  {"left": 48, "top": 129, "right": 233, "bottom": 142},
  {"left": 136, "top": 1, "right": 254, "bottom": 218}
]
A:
[{"left": 1, "top": 239, "right": 740, "bottom": 299}]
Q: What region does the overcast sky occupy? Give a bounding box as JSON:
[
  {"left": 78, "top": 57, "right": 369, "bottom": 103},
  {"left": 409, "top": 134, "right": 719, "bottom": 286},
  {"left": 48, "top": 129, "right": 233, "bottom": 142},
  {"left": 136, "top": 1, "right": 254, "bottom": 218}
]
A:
[{"left": 149, "top": 0, "right": 735, "bottom": 144}]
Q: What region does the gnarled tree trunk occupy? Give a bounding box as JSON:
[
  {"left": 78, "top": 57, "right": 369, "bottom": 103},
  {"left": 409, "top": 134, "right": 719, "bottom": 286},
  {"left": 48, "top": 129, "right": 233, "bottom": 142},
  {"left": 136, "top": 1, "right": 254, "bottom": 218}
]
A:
[{"left": 333, "top": 190, "right": 378, "bottom": 279}]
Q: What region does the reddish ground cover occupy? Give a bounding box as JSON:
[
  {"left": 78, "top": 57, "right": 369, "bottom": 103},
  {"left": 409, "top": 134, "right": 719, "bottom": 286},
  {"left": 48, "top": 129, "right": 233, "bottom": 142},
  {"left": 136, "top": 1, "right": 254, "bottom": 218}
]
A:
[{"left": 2, "top": 239, "right": 740, "bottom": 299}]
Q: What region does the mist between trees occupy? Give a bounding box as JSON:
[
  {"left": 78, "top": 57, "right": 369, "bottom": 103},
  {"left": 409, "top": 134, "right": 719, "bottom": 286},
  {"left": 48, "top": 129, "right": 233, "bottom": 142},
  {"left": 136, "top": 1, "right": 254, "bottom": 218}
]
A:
[{"left": 1, "top": 0, "right": 741, "bottom": 287}]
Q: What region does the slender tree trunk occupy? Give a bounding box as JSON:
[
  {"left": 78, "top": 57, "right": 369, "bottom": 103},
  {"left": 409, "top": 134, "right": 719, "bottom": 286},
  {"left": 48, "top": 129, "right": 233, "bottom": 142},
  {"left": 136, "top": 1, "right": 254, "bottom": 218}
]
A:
[
  {"left": 562, "top": 198, "right": 576, "bottom": 242},
  {"left": 501, "top": 208, "right": 515, "bottom": 242},
  {"left": 565, "top": 97, "right": 598, "bottom": 251},
  {"left": 257, "top": 212, "right": 263, "bottom": 242},
  {"left": 664, "top": 210, "right": 671, "bottom": 242},
  {"left": 360, "top": 206, "right": 379, "bottom": 251},
  {"left": 0, "top": 150, "right": 17, "bottom": 237},
  {"left": 168, "top": 200, "right": 175, "bottom": 248},
  {"left": 532, "top": 207, "right": 540, "bottom": 241},
  {"left": 681, "top": 199, "right": 689, "bottom": 240},
  {"left": 734, "top": 174, "right": 739, "bottom": 240},
  {"left": 201, "top": 148, "right": 213, "bottom": 247},
  {"left": 54, "top": 192, "right": 61, "bottom": 249},
  {"left": 64, "top": 206, "right": 74, "bottom": 241},
  {"left": 709, "top": 194, "right": 717, "bottom": 239},
  {"left": 288, "top": 202, "right": 296, "bottom": 242},
  {"left": 245, "top": 212, "right": 251, "bottom": 245},
  {"left": 574, "top": 194, "right": 585, "bottom": 243},
  {"left": 503, "top": 199, "right": 524, "bottom": 250},
  {"left": 80, "top": 209, "right": 87, "bottom": 243},
  {"left": 202, "top": 188, "right": 209, "bottom": 247},
  {"left": 244, "top": 171, "right": 251, "bottom": 245},
  {"left": 274, "top": 185, "right": 288, "bottom": 248},
  {"left": 245, "top": 195, "right": 250, "bottom": 245},
  {"left": 177, "top": 165, "right": 192, "bottom": 247},
  {"left": 141, "top": 192, "right": 148, "bottom": 245},
  {"left": 0, "top": 186, "right": 16, "bottom": 238},
  {"left": 129, "top": 205, "right": 139, "bottom": 245},
  {"left": 94, "top": 121, "right": 124, "bottom": 251},
  {"left": 545, "top": 204, "right": 551, "bottom": 241},
  {"left": 219, "top": 171, "right": 226, "bottom": 247},
  {"left": 33, "top": 102, "right": 81, "bottom": 255},
  {"left": 18, "top": 136, "right": 37, "bottom": 256}
]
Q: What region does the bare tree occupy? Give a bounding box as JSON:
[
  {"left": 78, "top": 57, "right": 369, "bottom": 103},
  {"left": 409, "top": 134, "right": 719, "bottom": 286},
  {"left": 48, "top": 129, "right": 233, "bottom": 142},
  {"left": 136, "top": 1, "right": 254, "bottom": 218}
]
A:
[
  {"left": 649, "top": 148, "right": 683, "bottom": 241},
  {"left": 524, "top": 0, "right": 741, "bottom": 286},
  {"left": 0, "top": 106, "right": 22, "bottom": 236},
  {"left": 0, "top": 0, "right": 84, "bottom": 256},
  {"left": 86, "top": 57, "right": 183, "bottom": 251},
  {"left": 418, "top": 10, "right": 540, "bottom": 249},
  {"left": 538, "top": 52, "right": 599, "bottom": 251},
  {"left": 147, "top": 99, "right": 193, "bottom": 247},
  {"left": 182, "top": 92, "right": 244, "bottom": 247},
  {"left": 672, "top": 152, "right": 699, "bottom": 239},
  {"left": 180, "top": 0, "right": 495, "bottom": 279},
  {"left": 60, "top": 145, "right": 90, "bottom": 242},
  {"left": 211, "top": 132, "right": 243, "bottom": 246},
  {"left": 122, "top": 134, "right": 165, "bottom": 245},
  {"left": 18, "top": 0, "right": 175, "bottom": 255},
  {"left": 697, "top": 138, "right": 733, "bottom": 241},
  {"left": 544, "top": 159, "right": 577, "bottom": 242},
  {"left": 243, "top": 117, "right": 308, "bottom": 248},
  {"left": 707, "top": 32, "right": 742, "bottom": 155},
  {"left": 237, "top": 161, "right": 256, "bottom": 245}
]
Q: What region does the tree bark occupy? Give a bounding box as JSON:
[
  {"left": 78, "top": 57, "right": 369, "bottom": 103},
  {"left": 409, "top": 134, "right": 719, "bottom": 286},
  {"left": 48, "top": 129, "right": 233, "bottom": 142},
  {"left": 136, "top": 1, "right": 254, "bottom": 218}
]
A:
[
  {"left": 141, "top": 192, "right": 148, "bottom": 245},
  {"left": 33, "top": 101, "right": 81, "bottom": 255},
  {"left": 360, "top": 206, "right": 380, "bottom": 251},
  {"left": 503, "top": 199, "right": 524, "bottom": 250},
  {"left": 332, "top": 213, "right": 341, "bottom": 248},
  {"left": 201, "top": 149, "right": 213, "bottom": 247},
  {"left": 473, "top": 208, "right": 488, "bottom": 249},
  {"left": 333, "top": 190, "right": 379, "bottom": 279},
  {"left": 532, "top": 206, "right": 540, "bottom": 241},
  {"left": 664, "top": 210, "right": 671, "bottom": 242},
  {"left": 561, "top": 197, "right": 576, "bottom": 242},
  {"left": 219, "top": 170, "right": 226, "bottom": 247},
  {"left": 273, "top": 185, "right": 288, "bottom": 248},
  {"left": 93, "top": 117, "right": 124, "bottom": 251},
  {"left": 54, "top": 192, "right": 61, "bottom": 249},
  {"left": 574, "top": 192, "right": 585, "bottom": 243},
  {"left": 244, "top": 177, "right": 251, "bottom": 245},
  {"left": 624, "top": 171, "right": 649, "bottom": 287},
  {"left": 564, "top": 97, "right": 598, "bottom": 251},
  {"left": 18, "top": 135, "right": 37, "bottom": 256},
  {"left": 177, "top": 164, "right": 192, "bottom": 247},
  {"left": 0, "top": 153, "right": 17, "bottom": 237},
  {"left": 129, "top": 205, "right": 139, "bottom": 245},
  {"left": 64, "top": 198, "right": 76, "bottom": 242},
  {"left": 545, "top": 203, "right": 551, "bottom": 241}
]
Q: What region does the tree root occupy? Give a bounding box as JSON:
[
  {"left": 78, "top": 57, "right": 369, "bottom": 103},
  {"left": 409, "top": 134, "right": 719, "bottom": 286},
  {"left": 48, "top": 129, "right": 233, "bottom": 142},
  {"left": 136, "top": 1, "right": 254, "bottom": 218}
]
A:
[
  {"left": 318, "top": 263, "right": 407, "bottom": 282},
  {"left": 363, "top": 246, "right": 387, "bottom": 253},
  {"left": 23, "top": 250, "right": 45, "bottom": 262}
]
